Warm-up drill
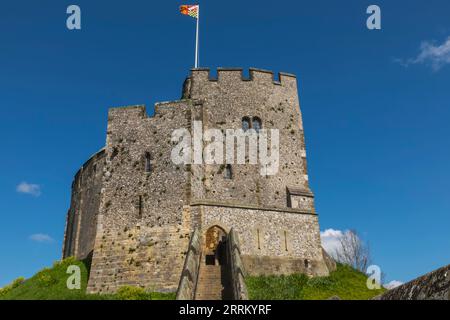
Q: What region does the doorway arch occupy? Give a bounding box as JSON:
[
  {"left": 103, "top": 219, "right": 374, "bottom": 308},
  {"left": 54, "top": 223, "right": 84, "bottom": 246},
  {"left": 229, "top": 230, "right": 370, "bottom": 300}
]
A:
[
  {"left": 204, "top": 225, "right": 227, "bottom": 266},
  {"left": 195, "top": 225, "right": 233, "bottom": 299}
]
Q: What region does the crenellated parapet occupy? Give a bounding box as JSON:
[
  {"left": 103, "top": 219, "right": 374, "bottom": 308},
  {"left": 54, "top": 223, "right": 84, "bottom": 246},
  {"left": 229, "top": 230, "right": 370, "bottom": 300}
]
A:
[
  {"left": 183, "top": 67, "right": 298, "bottom": 99},
  {"left": 191, "top": 67, "right": 296, "bottom": 83}
]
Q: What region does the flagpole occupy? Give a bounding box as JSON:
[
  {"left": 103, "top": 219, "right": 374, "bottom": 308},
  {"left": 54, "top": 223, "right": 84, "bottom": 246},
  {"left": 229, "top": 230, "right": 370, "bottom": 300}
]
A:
[{"left": 195, "top": 5, "right": 199, "bottom": 68}]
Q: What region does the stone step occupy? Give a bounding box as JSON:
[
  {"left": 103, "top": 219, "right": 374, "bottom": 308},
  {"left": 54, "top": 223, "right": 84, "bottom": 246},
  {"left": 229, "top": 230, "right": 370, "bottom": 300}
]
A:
[
  {"left": 197, "top": 285, "right": 223, "bottom": 290},
  {"left": 195, "top": 296, "right": 222, "bottom": 300},
  {"left": 199, "top": 266, "right": 221, "bottom": 271},
  {"left": 196, "top": 296, "right": 222, "bottom": 300},
  {"left": 198, "top": 275, "right": 221, "bottom": 279},
  {"left": 195, "top": 261, "right": 232, "bottom": 300},
  {"left": 198, "top": 270, "right": 221, "bottom": 275},
  {"left": 196, "top": 293, "right": 222, "bottom": 296}
]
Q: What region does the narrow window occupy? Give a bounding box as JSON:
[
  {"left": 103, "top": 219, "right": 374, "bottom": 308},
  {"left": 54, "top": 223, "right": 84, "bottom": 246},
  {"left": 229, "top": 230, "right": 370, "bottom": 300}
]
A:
[
  {"left": 138, "top": 196, "right": 143, "bottom": 218},
  {"left": 224, "top": 164, "right": 233, "bottom": 179},
  {"left": 252, "top": 117, "right": 262, "bottom": 133},
  {"left": 287, "top": 190, "right": 292, "bottom": 208},
  {"left": 284, "top": 231, "right": 288, "bottom": 251},
  {"left": 145, "top": 152, "right": 152, "bottom": 173},
  {"left": 257, "top": 229, "right": 261, "bottom": 250},
  {"left": 242, "top": 117, "right": 250, "bottom": 132}
]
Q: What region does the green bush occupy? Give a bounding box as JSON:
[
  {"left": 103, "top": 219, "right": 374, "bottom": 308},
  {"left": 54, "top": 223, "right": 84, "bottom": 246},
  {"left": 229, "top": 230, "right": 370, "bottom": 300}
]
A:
[
  {"left": 36, "top": 269, "right": 58, "bottom": 287},
  {"left": 0, "top": 277, "right": 25, "bottom": 297},
  {"left": 150, "top": 291, "right": 177, "bottom": 300},
  {"left": 114, "top": 286, "right": 176, "bottom": 300},
  {"left": 116, "top": 286, "right": 151, "bottom": 300}
]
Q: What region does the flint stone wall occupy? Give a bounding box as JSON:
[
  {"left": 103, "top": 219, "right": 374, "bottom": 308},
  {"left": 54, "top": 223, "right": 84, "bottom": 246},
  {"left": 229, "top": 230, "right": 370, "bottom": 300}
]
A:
[
  {"left": 376, "top": 264, "right": 450, "bottom": 300},
  {"left": 63, "top": 68, "right": 331, "bottom": 294},
  {"left": 198, "top": 202, "right": 329, "bottom": 277}
]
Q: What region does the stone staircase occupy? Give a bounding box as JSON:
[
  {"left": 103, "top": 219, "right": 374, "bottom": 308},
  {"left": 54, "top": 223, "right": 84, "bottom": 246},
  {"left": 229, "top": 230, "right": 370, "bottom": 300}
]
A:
[
  {"left": 176, "top": 228, "right": 248, "bottom": 300},
  {"left": 194, "top": 264, "right": 224, "bottom": 300}
]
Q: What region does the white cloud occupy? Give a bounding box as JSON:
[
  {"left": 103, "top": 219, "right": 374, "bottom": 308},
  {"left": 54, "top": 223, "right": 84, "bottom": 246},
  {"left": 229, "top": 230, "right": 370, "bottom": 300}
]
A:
[
  {"left": 384, "top": 280, "right": 403, "bottom": 290},
  {"left": 399, "top": 36, "right": 450, "bottom": 71},
  {"left": 320, "top": 228, "right": 344, "bottom": 256},
  {"left": 16, "top": 182, "right": 41, "bottom": 197},
  {"left": 29, "top": 233, "right": 53, "bottom": 243}
]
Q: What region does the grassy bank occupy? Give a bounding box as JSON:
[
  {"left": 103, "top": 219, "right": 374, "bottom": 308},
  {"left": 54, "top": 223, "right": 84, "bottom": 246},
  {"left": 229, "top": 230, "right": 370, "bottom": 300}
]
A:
[
  {"left": 246, "top": 264, "right": 385, "bottom": 300},
  {"left": 0, "top": 257, "right": 175, "bottom": 300}
]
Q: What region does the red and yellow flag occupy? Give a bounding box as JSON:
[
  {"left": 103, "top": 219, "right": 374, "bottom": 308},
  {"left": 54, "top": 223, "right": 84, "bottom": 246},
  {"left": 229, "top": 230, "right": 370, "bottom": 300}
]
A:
[{"left": 180, "top": 5, "right": 199, "bottom": 19}]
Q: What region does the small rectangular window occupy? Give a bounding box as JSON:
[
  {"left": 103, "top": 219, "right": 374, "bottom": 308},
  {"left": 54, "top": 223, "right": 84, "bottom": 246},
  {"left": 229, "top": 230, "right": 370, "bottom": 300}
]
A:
[
  {"left": 145, "top": 153, "right": 152, "bottom": 173},
  {"left": 284, "top": 231, "right": 288, "bottom": 251},
  {"left": 257, "top": 229, "right": 261, "bottom": 250},
  {"left": 225, "top": 164, "right": 233, "bottom": 179},
  {"left": 252, "top": 117, "right": 262, "bottom": 133},
  {"left": 138, "top": 196, "right": 143, "bottom": 218}
]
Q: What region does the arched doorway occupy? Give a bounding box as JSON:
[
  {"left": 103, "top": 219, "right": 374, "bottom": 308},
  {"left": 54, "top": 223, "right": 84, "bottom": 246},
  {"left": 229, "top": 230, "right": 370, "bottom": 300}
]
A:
[
  {"left": 195, "top": 225, "right": 233, "bottom": 299},
  {"left": 204, "top": 225, "right": 227, "bottom": 266}
]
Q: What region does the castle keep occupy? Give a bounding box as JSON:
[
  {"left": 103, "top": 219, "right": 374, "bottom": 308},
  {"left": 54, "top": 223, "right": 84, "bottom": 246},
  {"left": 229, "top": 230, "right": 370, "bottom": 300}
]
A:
[{"left": 63, "top": 68, "right": 333, "bottom": 298}]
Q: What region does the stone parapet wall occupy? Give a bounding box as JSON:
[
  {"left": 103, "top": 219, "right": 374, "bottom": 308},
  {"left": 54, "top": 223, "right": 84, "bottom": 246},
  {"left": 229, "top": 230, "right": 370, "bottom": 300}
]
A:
[
  {"left": 376, "top": 264, "right": 450, "bottom": 300},
  {"left": 228, "top": 229, "right": 248, "bottom": 300},
  {"left": 176, "top": 229, "right": 202, "bottom": 300}
]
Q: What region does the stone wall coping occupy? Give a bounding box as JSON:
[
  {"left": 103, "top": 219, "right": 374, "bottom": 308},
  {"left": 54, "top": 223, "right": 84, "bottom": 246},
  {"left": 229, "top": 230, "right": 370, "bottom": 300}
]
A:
[
  {"left": 109, "top": 104, "right": 145, "bottom": 111},
  {"left": 155, "top": 99, "right": 191, "bottom": 107},
  {"left": 189, "top": 199, "right": 317, "bottom": 216}
]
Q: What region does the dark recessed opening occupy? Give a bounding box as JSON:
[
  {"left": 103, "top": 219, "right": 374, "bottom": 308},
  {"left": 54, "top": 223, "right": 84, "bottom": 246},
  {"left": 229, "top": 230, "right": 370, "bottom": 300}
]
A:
[{"left": 205, "top": 255, "right": 216, "bottom": 265}]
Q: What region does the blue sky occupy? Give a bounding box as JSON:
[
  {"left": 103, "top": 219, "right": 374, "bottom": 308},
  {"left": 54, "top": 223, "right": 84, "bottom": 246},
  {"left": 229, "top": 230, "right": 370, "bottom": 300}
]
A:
[{"left": 1, "top": 0, "right": 449, "bottom": 287}]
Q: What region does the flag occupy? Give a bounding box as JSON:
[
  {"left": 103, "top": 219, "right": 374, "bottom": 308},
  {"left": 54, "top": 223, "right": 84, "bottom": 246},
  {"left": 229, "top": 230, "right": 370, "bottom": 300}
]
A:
[
  {"left": 180, "top": 4, "right": 199, "bottom": 19},
  {"left": 179, "top": 4, "right": 200, "bottom": 68}
]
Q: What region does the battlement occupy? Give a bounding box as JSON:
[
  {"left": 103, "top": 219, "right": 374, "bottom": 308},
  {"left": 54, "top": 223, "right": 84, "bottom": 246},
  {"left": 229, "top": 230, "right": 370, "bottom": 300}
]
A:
[
  {"left": 189, "top": 67, "right": 297, "bottom": 86},
  {"left": 107, "top": 100, "right": 192, "bottom": 126},
  {"left": 108, "top": 105, "right": 147, "bottom": 121}
]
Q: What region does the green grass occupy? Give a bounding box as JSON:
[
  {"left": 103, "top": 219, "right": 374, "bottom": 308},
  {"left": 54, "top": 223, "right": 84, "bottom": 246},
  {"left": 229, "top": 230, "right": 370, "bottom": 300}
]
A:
[
  {"left": 1, "top": 259, "right": 383, "bottom": 300},
  {"left": 0, "top": 257, "right": 175, "bottom": 300},
  {"left": 246, "top": 264, "right": 386, "bottom": 300}
]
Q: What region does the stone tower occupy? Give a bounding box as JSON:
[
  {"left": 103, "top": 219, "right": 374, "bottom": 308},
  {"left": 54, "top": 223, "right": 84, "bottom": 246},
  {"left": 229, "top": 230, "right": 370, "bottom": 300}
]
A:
[{"left": 63, "top": 68, "right": 331, "bottom": 295}]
